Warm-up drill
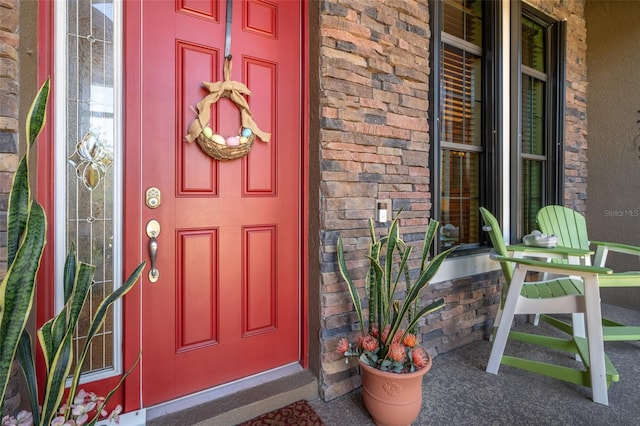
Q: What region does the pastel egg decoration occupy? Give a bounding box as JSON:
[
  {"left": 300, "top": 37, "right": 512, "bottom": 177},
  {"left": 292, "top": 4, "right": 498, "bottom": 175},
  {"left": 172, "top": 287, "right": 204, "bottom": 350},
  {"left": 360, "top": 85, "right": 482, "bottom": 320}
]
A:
[
  {"left": 239, "top": 136, "right": 248, "bottom": 144},
  {"left": 241, "top": 128, "right": 253, "bottom": 138},
  {"left": 211, "top": 134, "right": 226, "bottom": 145},
  {"left": 226, "top": 136, "right": 241, "bottom": 146},
  {"left": 202, "top": 126, "right": 214, "bottom": 139}
]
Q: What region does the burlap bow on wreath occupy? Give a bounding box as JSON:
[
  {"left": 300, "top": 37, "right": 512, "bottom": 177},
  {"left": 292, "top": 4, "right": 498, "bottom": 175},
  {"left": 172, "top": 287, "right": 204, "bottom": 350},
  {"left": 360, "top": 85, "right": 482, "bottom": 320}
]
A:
[{"left": 185, "top": 57, "right": 271, "bottom": 161}]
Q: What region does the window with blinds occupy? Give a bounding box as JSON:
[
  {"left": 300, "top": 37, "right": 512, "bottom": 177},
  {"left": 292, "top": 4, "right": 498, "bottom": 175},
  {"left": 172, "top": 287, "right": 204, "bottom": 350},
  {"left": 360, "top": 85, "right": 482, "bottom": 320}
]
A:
[
  {"left": 514, "top": 5, "right": 565, "bottom": 239},
  {"left": 439, "top": 0, "right": 483, "bottom": 250},
  {"left": 521, "top": 16, "right": 547, "bottom": 235},
  {"left": 433, "top": 0, "right": 566, "bottom": 250}
]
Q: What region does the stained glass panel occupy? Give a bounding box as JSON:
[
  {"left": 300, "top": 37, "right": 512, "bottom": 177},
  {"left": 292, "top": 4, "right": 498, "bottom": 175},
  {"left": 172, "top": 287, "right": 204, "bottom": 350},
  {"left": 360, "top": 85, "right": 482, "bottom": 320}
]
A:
[{"left": 63, "top": 0, "right": 117, "bottom": 376}]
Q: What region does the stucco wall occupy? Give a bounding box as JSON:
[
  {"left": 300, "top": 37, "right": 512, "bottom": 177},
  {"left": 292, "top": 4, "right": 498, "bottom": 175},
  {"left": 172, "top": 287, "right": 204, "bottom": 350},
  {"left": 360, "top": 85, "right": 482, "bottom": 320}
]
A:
[{"left": 585, "top": 1, "right": 640, "bottom": 309}]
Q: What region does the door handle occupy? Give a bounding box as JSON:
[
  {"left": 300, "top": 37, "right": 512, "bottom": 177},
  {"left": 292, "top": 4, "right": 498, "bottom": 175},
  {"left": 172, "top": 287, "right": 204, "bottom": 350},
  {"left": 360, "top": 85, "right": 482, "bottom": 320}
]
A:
[{"left": 146, "top": 219, "right": 161, "bottom": 283}]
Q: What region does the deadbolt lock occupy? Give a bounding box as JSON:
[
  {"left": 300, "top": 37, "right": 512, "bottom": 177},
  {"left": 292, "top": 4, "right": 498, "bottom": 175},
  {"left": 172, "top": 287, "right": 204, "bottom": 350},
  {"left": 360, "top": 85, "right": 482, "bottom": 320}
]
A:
[{"left": 146, "top": 187, "right": 161, "bottom": 209}]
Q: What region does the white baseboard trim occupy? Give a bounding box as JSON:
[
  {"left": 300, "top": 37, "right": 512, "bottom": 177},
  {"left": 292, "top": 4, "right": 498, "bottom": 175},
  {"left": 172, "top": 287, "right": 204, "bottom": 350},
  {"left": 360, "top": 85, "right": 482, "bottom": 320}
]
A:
[
  {"left": 146, "top": 362, "right": 303, "bottom": 421},
  {"left": 96, "top": 409, "right": 146, "bottom": 426}
]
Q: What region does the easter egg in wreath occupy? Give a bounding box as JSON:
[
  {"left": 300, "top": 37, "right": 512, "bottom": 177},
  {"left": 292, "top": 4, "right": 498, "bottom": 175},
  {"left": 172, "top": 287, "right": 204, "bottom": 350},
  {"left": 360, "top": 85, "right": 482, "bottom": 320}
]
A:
[
  {"left": 241, "top": 128, "right": 253, "bottom": 138},
  {"left": 211, "top": 134, "right": 226, "bottom": 145},
  {"left": 226, "top": 136, "right": 241, "bottom": 146},
  {"left": 202, "top": 126, "right": 214, "bottom": 139}
]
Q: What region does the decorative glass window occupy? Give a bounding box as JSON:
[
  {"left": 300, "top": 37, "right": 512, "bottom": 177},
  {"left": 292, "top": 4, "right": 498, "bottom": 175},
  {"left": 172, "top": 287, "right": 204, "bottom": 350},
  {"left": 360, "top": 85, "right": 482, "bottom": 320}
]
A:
[{"left": 55, "top": 0, "right": 123, "bottom": 380}]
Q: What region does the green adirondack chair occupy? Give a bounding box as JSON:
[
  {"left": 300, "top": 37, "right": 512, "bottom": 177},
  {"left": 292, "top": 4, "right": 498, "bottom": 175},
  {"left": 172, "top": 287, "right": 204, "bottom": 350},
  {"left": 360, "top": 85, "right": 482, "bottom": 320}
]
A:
[
  {"left": 480, "top": 207, "right": 618, "bottom": 405},
  {"left": 537, "top": 205, "right": 640, "bottom": 342}
]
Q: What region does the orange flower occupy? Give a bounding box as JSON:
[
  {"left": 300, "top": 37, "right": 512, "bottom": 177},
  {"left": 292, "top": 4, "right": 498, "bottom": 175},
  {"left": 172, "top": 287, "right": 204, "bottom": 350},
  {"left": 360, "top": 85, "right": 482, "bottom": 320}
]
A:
[
  {"left": 389, "top": 342, "right": 406, "bottom": 362},
  {"left": 362, "top": 335, "right": 378, "bottom": 352},
  {"left": 402, "top": 333, "right": 417, "bottom": 348},
  {"left": 392, "top": 329, "right": 405, "bottom": 344},
  {"left": 336, "top": 337, "right": 349, "bottom": 354},
  {"left": 371, "top": 324, "right": 379, "bottom": 337},
  {"left": 356, "top": 334, "right": 365, "bottom": 348},
  {"left": 412, "top": 347, "right": 429, "bottom": 368},
  {"left": 381, "top": 325, "right": 391, "bottom": 344}
]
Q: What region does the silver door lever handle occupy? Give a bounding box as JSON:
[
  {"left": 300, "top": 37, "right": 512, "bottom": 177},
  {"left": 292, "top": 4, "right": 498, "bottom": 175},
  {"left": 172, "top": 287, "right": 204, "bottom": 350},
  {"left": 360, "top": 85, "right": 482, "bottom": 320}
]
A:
[
  {"left": 149, "top": 237, "right": 158, "bottom": 280},
  {"left": 146, "top": 219, "right": 161, "bottom": 283}
]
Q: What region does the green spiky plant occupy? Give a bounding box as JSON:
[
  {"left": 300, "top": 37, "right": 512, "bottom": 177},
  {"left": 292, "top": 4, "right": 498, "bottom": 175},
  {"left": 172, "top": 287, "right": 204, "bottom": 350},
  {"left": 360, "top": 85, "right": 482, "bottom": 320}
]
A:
[
  {"left": 336, "top": 215, "right": 456, "bottom": 373},
  {"left": 0, "top": 78, "right": 145, "bottom": 425}
]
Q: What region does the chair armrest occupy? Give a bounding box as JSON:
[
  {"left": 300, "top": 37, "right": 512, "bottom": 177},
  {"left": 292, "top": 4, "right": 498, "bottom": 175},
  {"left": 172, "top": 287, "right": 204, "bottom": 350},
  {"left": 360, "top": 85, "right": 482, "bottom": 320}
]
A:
[
  {"left": 491, "top": 251, "right": 612, "bottom": 277},
  {"left": 598, "top": 273, "right": 640, "bottom": 288},
  {"left": 590, "top": 240, "right": 640, "bottom": 256},
  {"left": 507, "top": 244, "right": 593, "bottom": 257}
]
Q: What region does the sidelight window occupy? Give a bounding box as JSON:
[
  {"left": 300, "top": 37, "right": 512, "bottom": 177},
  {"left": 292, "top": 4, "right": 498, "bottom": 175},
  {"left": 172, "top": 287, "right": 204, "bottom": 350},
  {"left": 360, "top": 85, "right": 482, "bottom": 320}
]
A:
[{"left": 54, "top": 0, "right": 123, "bottom": 381}]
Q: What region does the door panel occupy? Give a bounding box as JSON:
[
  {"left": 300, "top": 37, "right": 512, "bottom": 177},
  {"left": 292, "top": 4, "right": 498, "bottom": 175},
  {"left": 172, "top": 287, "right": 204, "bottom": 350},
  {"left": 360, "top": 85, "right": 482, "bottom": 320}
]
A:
[{"left": 129, "top": 0, "right": 301, "bottom": 406}]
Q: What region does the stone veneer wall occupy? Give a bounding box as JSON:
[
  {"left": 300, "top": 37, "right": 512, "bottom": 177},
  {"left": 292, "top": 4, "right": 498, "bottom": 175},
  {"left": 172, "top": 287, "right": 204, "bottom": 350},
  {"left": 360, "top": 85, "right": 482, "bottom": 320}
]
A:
[
  {"left": 0, "top": 0, "right": 21, "bottom": 415},
  {"left": 315, "top": 0, "right": 588, "bottom": 401}
]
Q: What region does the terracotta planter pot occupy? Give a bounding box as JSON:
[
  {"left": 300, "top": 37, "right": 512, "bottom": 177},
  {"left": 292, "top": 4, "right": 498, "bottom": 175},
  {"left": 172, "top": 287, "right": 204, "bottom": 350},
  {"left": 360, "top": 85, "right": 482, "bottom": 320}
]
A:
[{"left": 358, "top": 353, "right": 432, "bottom": 426}]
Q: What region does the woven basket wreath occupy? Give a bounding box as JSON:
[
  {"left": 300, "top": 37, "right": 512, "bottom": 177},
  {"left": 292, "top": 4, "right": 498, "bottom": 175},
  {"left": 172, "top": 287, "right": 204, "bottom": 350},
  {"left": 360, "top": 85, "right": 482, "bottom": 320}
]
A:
[{"left": 185, "top": 58, "right": 271, "bottom": 161}]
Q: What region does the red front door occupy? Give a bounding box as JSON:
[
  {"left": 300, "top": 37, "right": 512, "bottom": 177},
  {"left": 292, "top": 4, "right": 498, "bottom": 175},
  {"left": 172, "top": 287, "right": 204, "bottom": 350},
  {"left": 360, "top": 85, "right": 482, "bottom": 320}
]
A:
[{"left": 125, "top": 0, "right": 302, "bottom": 406}]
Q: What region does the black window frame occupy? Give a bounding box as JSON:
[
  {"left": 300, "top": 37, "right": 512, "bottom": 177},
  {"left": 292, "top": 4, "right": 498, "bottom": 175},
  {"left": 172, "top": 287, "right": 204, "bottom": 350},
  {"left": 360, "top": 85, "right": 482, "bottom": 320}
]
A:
[
  {"left": 510, "top": 2, "right": 567, "bottom": 241},
  {"left": 431, "top": 1, "right": 567, "bottom": 253},
  {"left": 430, "top": 0, "right": 502, "bottom": 255}
]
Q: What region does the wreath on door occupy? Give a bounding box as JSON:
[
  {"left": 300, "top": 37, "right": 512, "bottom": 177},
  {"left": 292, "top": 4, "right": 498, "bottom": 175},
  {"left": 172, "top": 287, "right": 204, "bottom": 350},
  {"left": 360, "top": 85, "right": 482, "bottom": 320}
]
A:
[{"left": 184, "top": 57, "right": 271, "bottom": 161}]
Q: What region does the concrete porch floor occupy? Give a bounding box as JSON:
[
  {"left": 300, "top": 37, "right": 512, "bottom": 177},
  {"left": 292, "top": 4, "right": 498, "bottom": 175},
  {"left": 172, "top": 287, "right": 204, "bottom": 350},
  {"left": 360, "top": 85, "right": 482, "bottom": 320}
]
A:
[{"left": 153, "top": 304, "right": 640, "bottom": 425}]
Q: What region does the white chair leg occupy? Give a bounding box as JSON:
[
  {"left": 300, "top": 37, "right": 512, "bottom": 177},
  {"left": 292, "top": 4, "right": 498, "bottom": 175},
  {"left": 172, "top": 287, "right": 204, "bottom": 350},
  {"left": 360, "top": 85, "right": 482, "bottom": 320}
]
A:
[
  {"left": 489, "top": 306, "right": 503, "bottom": 343},
  {"left": 583, "top": 274, "right": 608, "bottom": 405},
  {"left": 572, "top": 312, "right": 585, "bottom": 362},
  {"left": 487, "top": 269, "right": 526, "bottom": 375},
  {"left": 486, "top": 306, "right": 514, "bottom": 374}
]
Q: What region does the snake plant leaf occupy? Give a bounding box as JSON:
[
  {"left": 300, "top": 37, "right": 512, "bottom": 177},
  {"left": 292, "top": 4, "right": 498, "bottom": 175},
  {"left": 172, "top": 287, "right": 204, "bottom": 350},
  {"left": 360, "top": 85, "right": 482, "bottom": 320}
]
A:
[
  {"left": 39, "top": 327, "right": 75, "bottom": 426},
  {"left": 403, "top": 298, "right": 446, "bottom": 336},
  {"left": 38, "top": 321, "right": 53, "bottom": 371},
  {"left": 26, "top": 78, "right": 50, "bottom": 149},
  {"left": 87, "top": 352, "right": 141, "bottom": 426},
  {"left": 7, "top": 78, "right": 49, "bottom": 267},
  {"left": 63, "top": 244, "right": 77, "bottom": 303},
  {"left": 39, "top": 261, "right": 94, "bottom": 374},
  {"left": 405, "top": 246, "right": 456, "bottom": 305},
  {"left": 420, "top": 220, "right": 439, "bottom": 272},
  {"left": 0, "top": 201, "right": 46, "bottom": 408},
  {"left": 38, "top": 261, "right": 95, "bottom": 426},
  {"left": 47, "top": 248, "right": 80, "bottom": 358},
  {"left": 67, "top": 261, "right": 145, "bottom": 401},
  {"left": 66, "top": 262, "right": 97, "bottom": 333},
  {"left": 337, "top": 236, "right": 365, "bottom": 333},
  {"left": 16, "top": 330, "right": 40, "bottom": 426},
  {"left": 7, "top": 158, "right": 31, "bottom": 267},
  {"left": 367, "top": 239, "right": 382, "bottom": 334},
  {"left": 391, "top": 246, "right": 456, "bottom": 338},
  {"left": 366, "top": 254, "right": 386, "bottom": 324},
  {"left": 389, "top": 244, "right": 412, "bottom": 305},
  {"left": 384, "top": 216, "right": 400, "bottom": 308}
]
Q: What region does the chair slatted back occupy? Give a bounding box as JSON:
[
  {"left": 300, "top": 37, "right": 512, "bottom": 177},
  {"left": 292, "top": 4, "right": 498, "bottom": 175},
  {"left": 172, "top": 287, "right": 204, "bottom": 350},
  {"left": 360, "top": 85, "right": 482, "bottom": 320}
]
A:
[
  {"left": 479, "top": 207, "right": 513, "bottom": 284},
  {"left": 537, "top": 205, "right": 590, "bottom": 251}
]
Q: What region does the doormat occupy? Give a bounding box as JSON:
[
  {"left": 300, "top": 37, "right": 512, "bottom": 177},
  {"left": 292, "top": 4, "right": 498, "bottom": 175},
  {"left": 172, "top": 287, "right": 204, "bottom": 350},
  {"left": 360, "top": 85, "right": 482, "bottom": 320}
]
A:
[{"left": 238, "top": 400, "right": 324, "bottom": 426}]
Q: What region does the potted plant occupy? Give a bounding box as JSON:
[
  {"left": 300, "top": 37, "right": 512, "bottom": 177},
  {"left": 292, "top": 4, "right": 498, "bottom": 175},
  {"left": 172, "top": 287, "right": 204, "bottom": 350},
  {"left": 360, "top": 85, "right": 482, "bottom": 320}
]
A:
[
  {"left": 336, "top": 215, "right": 455, "bottom": 426},
  {"left": 0, "top": 78, "right": 145, "bottom": 426}
]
